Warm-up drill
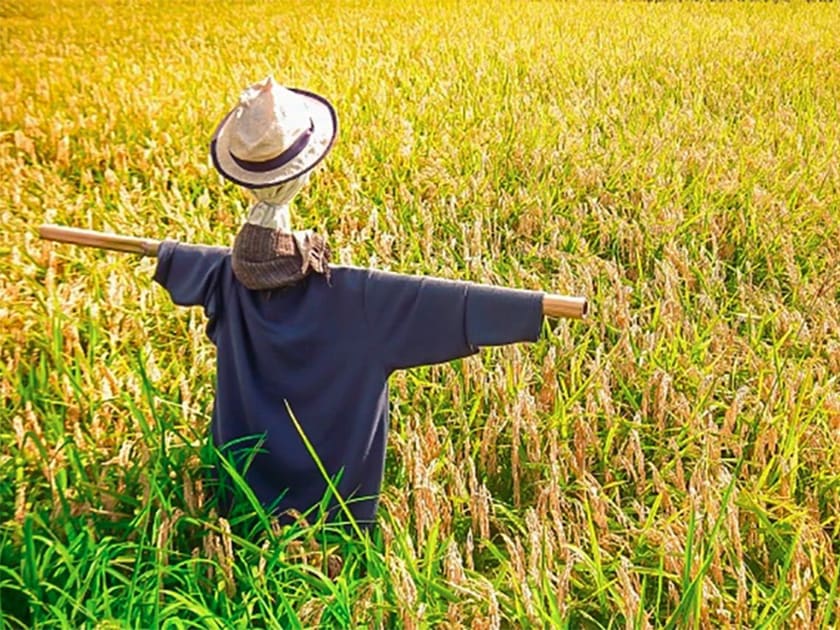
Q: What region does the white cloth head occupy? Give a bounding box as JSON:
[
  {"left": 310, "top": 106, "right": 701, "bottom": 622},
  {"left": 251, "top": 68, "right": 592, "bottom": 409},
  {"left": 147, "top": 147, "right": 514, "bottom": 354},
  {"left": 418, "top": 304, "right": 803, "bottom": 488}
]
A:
[{"left": 245, "top": 174, "right": 310, "bottom": 230}]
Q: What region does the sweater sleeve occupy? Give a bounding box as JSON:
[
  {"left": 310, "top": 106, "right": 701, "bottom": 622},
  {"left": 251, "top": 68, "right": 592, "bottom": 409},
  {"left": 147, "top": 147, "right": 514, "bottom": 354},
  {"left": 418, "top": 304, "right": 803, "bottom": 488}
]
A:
[
  {"left": 153, "top": 240, "right": 229, "bottom": 320},
  {"left": 364, "top": 269, "right": 544, "bottom": 372}
]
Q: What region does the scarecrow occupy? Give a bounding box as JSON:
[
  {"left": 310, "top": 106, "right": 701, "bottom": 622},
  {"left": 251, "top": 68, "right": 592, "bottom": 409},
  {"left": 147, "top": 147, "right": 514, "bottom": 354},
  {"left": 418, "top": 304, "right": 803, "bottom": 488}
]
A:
[{"left": 40, "top": 77, "right": 586, "bottom": 527}]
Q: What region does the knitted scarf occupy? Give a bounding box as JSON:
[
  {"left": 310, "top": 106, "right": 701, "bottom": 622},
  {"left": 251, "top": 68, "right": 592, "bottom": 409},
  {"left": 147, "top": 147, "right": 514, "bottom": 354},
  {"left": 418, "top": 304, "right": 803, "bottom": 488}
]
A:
[{"left": 231, "top": 224, "right": 331, "bottom": 290}]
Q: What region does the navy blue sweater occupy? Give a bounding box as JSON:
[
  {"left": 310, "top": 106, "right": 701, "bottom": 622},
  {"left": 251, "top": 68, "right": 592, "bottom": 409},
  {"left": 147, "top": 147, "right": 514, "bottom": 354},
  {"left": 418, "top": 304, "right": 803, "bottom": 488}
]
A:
[{"left": 154, "top": 241, "right": 543, "bottom": 525}]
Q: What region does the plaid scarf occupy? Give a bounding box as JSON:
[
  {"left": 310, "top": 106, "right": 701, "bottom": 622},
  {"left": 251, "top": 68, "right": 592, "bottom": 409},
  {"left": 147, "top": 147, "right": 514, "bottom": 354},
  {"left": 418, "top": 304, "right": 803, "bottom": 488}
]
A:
[{"left": 231, "top": 224, "right": 330, "bottom": 290}]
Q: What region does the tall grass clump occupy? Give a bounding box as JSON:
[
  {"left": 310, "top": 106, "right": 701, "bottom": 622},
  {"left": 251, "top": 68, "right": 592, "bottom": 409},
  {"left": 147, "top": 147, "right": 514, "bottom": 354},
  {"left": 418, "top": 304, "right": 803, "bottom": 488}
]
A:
[{"left": 2, "top": 0, "right": 839, "bottom": 626}]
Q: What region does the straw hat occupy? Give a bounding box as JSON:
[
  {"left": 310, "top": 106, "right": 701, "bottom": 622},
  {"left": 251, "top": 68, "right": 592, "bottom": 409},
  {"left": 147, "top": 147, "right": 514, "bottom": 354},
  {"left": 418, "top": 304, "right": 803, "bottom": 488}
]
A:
[{"left": 210, "top": 76, "right": 337, "bottom": 188}]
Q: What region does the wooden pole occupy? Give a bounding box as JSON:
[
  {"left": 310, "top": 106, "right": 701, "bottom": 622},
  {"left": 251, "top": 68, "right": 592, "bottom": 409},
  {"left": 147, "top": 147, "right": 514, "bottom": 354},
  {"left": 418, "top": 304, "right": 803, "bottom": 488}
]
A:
[
  {"left": 38, "top": 224, "right": 588, "bottom": 319},
  {"left": 542, "top": 293, "right": 588, "bottom": 319},
  {"left": 39, "top": 224, "right": 159, "bottom": 257}
]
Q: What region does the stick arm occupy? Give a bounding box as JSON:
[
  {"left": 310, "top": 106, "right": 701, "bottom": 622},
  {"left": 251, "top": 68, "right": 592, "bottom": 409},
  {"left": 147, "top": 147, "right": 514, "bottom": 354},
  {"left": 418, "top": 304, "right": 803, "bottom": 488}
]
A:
[
  {"left": 38, "top": 224, "right": 160, "bottom": 257},
  {"left": 542, "top": 293, "right": 588, "bottom": 320},
  {"left": 38, "top": 224, "right": 588, "bottom": 319}
]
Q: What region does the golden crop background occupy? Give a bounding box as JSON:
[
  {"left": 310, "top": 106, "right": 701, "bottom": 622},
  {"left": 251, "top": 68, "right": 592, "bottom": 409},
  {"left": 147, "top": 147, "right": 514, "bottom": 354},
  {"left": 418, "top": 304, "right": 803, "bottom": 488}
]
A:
[{"left": 1, "top": 0, "right": 840, "bottom": 627}]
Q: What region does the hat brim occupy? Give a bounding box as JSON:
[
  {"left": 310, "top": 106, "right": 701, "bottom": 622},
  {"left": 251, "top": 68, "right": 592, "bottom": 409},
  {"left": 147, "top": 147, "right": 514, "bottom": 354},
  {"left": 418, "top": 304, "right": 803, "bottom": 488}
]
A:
[{"left": 210, "top": 88, "right": 337, "bottom": 189}]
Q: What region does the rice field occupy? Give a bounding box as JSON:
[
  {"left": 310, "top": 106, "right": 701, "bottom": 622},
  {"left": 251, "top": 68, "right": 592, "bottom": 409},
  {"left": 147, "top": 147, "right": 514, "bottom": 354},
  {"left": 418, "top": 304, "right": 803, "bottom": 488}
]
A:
[{"left": 2, "top": 0, "right": 840, "bottom": 627}]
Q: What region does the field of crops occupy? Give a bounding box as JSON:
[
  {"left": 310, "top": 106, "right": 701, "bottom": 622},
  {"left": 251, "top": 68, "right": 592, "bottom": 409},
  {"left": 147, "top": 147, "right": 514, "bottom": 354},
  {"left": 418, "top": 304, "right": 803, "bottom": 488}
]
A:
[{"left": 2, "top": 0, "right": 840, "bottom": 627}]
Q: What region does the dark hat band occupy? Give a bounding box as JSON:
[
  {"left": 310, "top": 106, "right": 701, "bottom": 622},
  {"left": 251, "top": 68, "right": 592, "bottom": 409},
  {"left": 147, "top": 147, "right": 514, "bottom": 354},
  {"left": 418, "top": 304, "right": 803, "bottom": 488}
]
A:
[{"left": 228, "top": 119, "right": 314, "bottom": 173}]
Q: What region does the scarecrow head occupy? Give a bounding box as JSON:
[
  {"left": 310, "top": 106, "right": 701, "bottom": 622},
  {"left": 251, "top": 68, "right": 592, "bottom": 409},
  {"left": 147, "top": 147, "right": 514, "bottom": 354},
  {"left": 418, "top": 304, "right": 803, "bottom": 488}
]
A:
[{"left": 210, "top": 76, "right": 336, "bottom": 290}]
